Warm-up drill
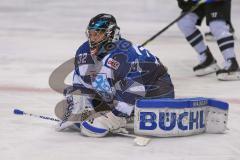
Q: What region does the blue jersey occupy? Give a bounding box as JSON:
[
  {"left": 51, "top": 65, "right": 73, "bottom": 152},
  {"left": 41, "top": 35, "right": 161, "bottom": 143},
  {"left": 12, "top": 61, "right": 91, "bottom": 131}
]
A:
[{"left": 73, "top": 39, "right": 174, "bottom": 116}]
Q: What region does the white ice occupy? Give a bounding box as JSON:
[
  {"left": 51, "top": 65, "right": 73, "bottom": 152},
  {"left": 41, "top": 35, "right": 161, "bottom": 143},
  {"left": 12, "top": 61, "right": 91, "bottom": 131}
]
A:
[{"left": 0, "top": 0, "right": 240, "bottom": 160}]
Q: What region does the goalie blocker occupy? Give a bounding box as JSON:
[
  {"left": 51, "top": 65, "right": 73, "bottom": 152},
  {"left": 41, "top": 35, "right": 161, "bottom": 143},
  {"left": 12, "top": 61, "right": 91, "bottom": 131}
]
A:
[{"left": 134, "top": 97, "right": 228, "bottom": 137}]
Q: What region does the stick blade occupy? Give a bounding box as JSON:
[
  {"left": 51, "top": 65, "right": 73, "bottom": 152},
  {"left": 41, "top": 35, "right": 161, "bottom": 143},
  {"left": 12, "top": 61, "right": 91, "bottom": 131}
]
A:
[{"left": 134, "top": 136, "right": 151, "bottom": 146}]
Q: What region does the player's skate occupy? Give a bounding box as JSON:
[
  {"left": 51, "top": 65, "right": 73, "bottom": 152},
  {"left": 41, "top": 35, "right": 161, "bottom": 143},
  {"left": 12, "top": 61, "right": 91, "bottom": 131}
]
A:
[
  {"left": 216, "top": 58, "right": 240, "bottom": 81},
  {"left": 193, "top": 49, "right": 220, "bottom": 76}
]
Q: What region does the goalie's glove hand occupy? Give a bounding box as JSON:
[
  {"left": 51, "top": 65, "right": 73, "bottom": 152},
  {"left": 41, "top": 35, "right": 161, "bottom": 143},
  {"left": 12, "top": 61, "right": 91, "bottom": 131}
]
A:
[{"left": 177, "top": 0, "right": 197, "bottom": 11}]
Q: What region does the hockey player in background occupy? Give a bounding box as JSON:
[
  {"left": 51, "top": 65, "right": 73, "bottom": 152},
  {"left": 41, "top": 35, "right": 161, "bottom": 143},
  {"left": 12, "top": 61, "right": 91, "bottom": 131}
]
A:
[
  {"left": 56, "top": 13, "right": 174, "bottom": 137},
  {"left": 205, "top": 0, "right": 235, "bottom": 41},
  {"left": 177, "top": 0, "right": 240, "bottom": 80}
]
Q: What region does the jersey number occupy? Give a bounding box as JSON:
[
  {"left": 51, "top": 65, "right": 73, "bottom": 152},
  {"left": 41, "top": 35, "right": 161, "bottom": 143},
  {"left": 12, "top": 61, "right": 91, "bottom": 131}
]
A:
[{"left": 78, "top": 53, "right": 87, "bottom": 64}]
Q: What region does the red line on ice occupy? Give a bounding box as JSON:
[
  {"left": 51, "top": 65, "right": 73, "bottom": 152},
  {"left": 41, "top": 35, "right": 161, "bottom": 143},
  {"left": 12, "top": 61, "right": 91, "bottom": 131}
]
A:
[
  {"left": 0, "top": 85, "right": 54, "bottom": 93},
  {"left": 0, "top": 86, "right": 239, "bottom": 104}
]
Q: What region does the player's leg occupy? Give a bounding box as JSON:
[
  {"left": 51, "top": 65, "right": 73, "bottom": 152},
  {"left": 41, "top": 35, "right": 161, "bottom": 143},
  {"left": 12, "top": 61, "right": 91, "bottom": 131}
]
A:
[
  {"left": 177, "top": 8, "right": 219, "bottom": 76},
  {"left": 205, "top": 23, "right": 235, "bottom": 41},
  {"left": 206, "top": 1, "right": 240, "bottom": 80},
  {"left": 205, "top": 0, "right": 235, "bottom": 41},
  {"left": 227, "top": 0, "right": 235, "bottom": 34}
]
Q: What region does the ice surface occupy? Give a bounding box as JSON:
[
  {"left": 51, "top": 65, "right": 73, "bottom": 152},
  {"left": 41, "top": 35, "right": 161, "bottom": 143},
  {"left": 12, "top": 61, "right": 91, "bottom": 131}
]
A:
[{"left": 0, "top": 0, "right": 240, "bottom": 160}]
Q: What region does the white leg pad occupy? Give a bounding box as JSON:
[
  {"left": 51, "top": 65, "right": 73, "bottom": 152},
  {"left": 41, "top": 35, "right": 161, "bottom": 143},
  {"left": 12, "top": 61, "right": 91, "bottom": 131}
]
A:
[
  {"left": 206, "top": 107, "right": 228, "bottom": 133},
  {"left": 81, "top": 112, "right": 127, "bottom": 137}
]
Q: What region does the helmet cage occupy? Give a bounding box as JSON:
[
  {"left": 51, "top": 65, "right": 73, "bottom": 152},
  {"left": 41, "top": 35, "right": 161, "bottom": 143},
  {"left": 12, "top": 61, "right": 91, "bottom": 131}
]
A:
[{"left": 86, "top": 14, "right": 120, "bottom": 50}]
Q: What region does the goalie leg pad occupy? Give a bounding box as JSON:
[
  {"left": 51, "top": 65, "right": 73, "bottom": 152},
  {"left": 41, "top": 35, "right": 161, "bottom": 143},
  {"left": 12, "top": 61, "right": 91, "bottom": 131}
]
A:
[
  {"left": 206, "top": 100, "right": 228, "bottom": 133},
  {"left": 55, "top": 94, "right": 96, "bottom": 131},
  {"left": 55, "top": 94, "right": 95, "bottom": 121},
  {"left": 81, "top": 120, "right": 109, "bottom": 138},
  {"left": 81, "top": 111, "right": 127, "bottom": 137},
  {"left": 134, "top": 98, "right": 229, "bottom": 137}
]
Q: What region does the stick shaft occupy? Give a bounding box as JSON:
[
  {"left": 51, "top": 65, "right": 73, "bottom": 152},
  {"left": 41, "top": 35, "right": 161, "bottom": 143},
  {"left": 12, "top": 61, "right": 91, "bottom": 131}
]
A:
[
  {"left": 141, "top": 0, "right": 205, "bottom": 46},
  {"left": 14, "top": 109, "right": 60, "bottom": 122},
  {"left": 13, "top": 108, "right": 150, "bottom": 146}
]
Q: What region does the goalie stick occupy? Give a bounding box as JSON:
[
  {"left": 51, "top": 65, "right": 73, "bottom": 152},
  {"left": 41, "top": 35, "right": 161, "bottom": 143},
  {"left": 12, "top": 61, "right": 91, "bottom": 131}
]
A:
[
  {"left": 14, "top": 109, "right": 60, "bottom": 122},
  {"left": 141, "top": 0, "right": 206, "bottom": 46},
  {"left": 13, "top": 108, "right": 151, "bottom": 146}
]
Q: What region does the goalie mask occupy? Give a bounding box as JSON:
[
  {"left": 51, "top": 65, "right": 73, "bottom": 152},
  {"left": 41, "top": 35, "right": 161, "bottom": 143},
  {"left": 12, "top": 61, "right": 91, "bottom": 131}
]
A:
[{"left": 86, "top": 13, "right": 120, "bottom": 55}]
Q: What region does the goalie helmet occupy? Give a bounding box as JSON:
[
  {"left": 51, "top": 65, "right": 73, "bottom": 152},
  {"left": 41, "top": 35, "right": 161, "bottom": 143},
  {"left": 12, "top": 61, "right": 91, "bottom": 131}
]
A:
[{"left": 86, "top": 13, "right": 120, "bottom": 51}]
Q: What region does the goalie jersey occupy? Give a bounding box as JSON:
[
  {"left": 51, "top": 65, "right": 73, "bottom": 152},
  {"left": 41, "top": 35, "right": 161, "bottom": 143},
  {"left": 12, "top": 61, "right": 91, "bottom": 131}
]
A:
[{"left": 72, "top": 38, "right": 174, "bottom": 117}]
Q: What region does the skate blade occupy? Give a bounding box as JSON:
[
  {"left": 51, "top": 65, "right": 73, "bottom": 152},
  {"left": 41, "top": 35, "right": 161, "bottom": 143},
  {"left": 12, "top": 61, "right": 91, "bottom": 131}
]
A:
[
  {"left": 195, "top": 63, "right": 220, "bottom": 76},
  {"left": 217, "top": 70, "right": 240, "bottom": 81}
]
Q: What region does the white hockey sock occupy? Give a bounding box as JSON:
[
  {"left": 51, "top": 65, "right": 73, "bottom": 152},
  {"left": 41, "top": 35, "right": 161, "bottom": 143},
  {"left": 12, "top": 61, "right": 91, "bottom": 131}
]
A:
[
  {"left": 177, "top": 13, "right": 208, "bottom": 63},
  {"left": 186, "top": 29, "right": 208, "bottom": 63},
  {"left": 210, "top": 20, "right": 236, "bottom": 61}
]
